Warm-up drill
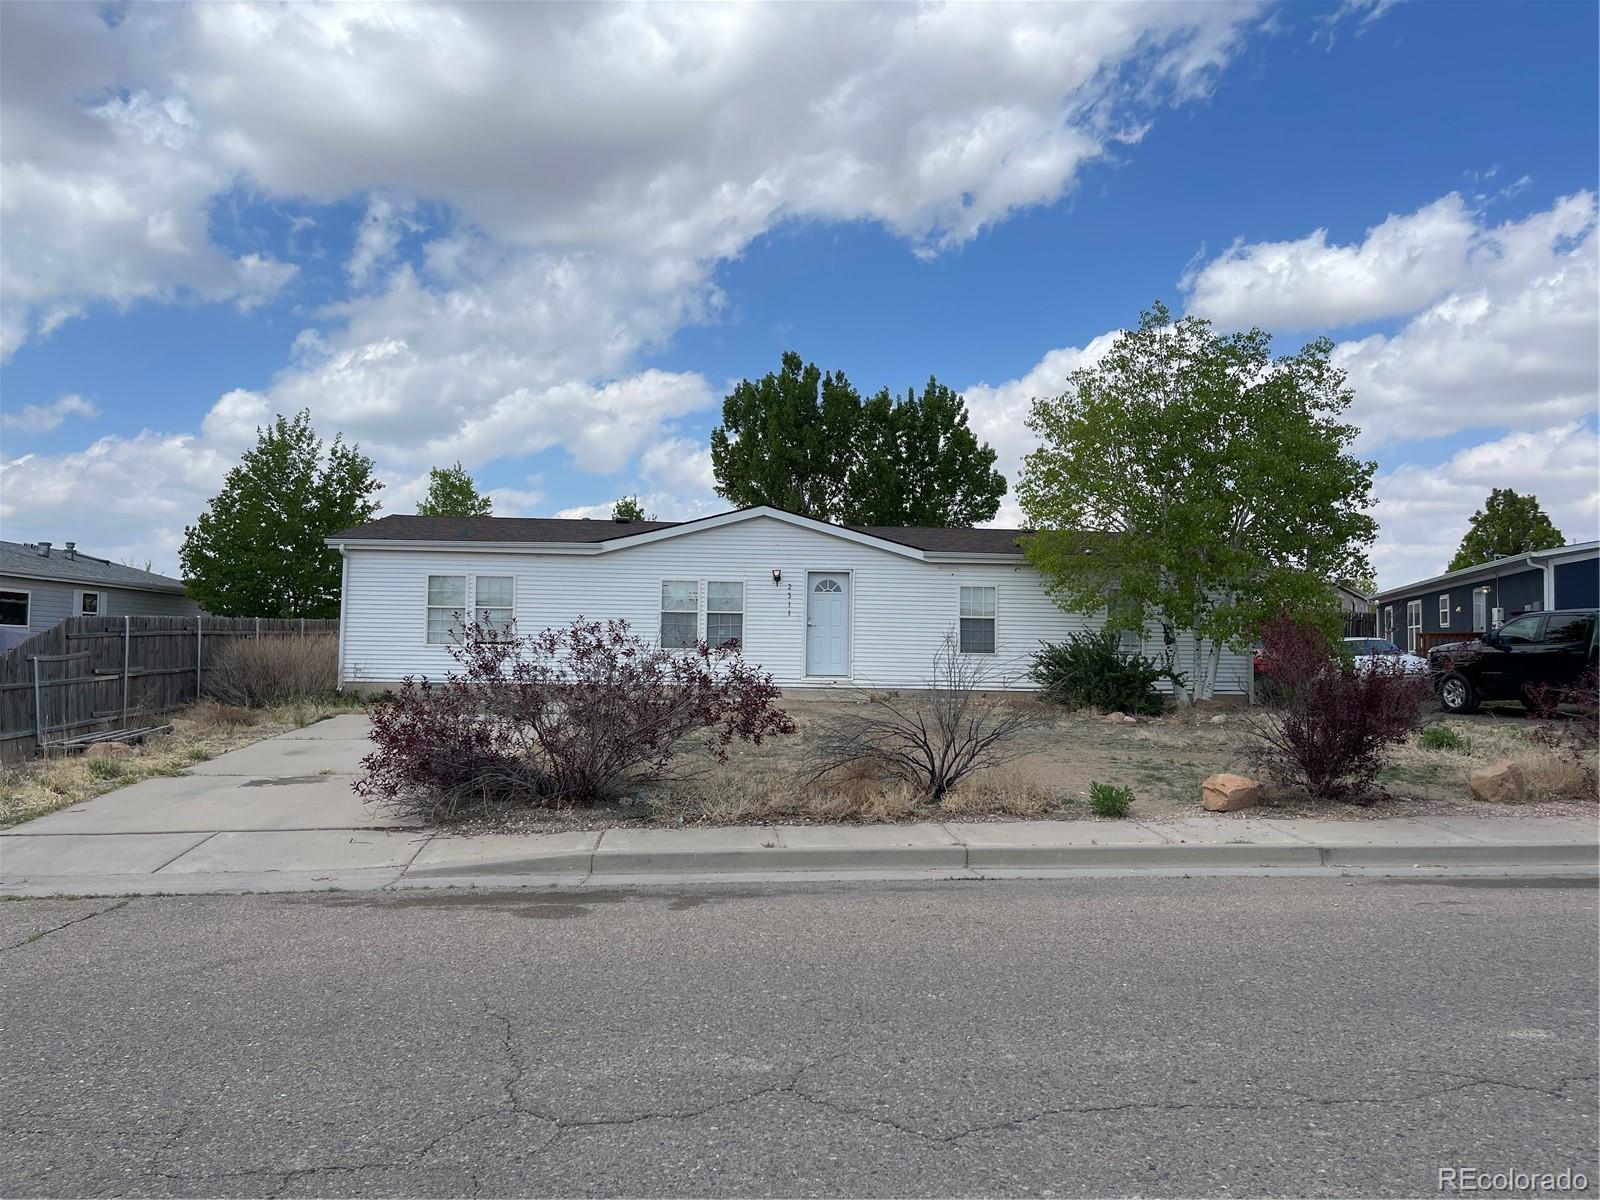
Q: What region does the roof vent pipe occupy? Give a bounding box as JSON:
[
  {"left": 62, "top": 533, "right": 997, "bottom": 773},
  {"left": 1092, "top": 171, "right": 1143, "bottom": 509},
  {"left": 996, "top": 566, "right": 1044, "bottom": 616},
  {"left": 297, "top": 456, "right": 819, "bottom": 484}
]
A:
[
  {"left": 64, "top": 542, "right": 76, "bottom": 560},
  {"left": 37, "top": 541, "right": 50, "bottom": 557}
]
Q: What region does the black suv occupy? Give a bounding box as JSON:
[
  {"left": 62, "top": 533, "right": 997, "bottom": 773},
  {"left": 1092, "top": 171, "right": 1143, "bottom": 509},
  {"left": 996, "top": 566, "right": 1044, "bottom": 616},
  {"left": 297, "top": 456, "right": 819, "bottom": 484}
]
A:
[{"left": 1429, "top": 608, "right": 1597, "bottom": 714}]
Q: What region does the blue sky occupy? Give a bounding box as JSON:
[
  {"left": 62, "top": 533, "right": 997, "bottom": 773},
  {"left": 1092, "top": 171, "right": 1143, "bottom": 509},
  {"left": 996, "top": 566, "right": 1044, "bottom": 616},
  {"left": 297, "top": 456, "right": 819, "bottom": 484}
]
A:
[{"left": 1, "top": 0, "right": 1596, "bottom": 588}]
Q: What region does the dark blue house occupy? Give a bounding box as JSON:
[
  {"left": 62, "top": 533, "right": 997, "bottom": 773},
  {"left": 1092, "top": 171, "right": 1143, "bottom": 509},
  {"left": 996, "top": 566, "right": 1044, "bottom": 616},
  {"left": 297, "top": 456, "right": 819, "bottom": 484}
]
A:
[{"left": 1372, "top": 541, "right": 1599, "bottom": 654}]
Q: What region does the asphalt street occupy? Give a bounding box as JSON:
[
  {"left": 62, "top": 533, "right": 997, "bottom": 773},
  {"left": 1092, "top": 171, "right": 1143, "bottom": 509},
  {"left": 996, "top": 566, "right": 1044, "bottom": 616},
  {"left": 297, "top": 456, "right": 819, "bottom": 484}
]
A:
[{"left": 2, "top": 876, "right": 1596, "bottom": 1198}]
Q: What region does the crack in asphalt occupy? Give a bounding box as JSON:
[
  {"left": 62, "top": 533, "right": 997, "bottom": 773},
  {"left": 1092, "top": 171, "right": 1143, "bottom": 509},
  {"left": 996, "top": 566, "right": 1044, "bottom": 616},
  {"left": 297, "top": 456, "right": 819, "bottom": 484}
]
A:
[
  {"left": 0, "top": 899, "right": 130, "bottom": 952},
  {"left": 115, "top": 1009, "right": 1599, "bottom": 1195}
]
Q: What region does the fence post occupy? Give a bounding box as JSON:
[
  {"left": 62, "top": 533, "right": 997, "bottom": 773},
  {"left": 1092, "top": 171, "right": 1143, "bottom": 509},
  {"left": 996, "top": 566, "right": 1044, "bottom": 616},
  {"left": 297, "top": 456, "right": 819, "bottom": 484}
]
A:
[
  {"left": 122, "top": 615, "right": 131, "bottom": 724},
  {"left": 31, "top": 656, "right": 43, "bottom": 749},
  {"left": 255, "top": 617, "right": 261, "bottom": 641},
  {"left": 195, "top": 614, "right": 203, "bottom": 700},
  {"left": 300, "top": 617, "right": 306, "bottom": 637}
]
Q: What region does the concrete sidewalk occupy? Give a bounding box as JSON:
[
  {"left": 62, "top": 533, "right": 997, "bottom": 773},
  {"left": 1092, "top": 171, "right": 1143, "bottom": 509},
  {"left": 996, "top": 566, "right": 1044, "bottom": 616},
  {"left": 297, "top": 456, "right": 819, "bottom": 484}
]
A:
[{"left": 1, "top": 713, "right": 1595, "bottom": 895}]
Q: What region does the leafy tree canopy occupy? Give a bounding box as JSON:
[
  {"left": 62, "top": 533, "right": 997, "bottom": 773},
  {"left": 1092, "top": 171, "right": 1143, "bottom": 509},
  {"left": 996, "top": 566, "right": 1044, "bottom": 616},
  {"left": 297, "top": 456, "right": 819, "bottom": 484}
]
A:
[
  {"left": 417, "top": 462, "right": 492, "bottom": 517},
  {"left": 709, "top": 351, "right": 1005, "bottom": 526},
  {"left": 611, "top": 495, "right": 654, "bottom": 522},
  {"left": 180, "top": 410, "right": 382, "bottom": 618},
  {"left": 1017, "top": 302, "right": 1377, "bottom": 699},
  {"left": 1446, "top": 488, "right": 1564, "bottom": 571}
]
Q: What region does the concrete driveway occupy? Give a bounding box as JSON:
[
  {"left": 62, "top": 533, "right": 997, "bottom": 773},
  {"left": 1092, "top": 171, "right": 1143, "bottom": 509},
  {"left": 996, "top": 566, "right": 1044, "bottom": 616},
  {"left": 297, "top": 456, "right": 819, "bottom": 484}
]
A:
[{"left": 0, "top": 715, "right": 431, "bottom": 890}]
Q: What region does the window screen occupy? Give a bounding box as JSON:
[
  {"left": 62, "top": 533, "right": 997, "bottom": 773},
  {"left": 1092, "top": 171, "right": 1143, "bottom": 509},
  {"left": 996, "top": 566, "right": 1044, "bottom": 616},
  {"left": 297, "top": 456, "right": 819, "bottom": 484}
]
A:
[
  {"left": 660, "top": 580, "right": 698, "bottom": 648},
  {"left": 707, "top": 581, "right": 744, "bottom": 647},
  {"left": 959, "top": 586, "right": 996, "bottom": 654}
]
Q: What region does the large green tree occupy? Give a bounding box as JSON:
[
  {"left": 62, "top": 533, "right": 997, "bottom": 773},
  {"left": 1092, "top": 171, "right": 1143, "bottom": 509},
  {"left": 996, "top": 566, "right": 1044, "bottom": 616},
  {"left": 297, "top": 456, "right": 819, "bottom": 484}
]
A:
[
  {"left": 1446, "top": 488, "right": 1564, "bottom": 571},
  {"left": 843, "top": 379, "right": 1006, "bottom": 526},
  {"left": 1018, "top": 302, "right": 1377, "bottom": 700},
  {"left": 181, "top": 410, "right": 382, "bottom": 618},
  {"left": 709, "top": 352, "right": 1005, "bottom": 525},
  {"left": 417, "top": 461, "right": 492, "bottom": 517},
  {"left": 611, "top": 495, "right": 653, "bottom": 522},
  {"left": 710, "top": 351, "right": 860, "bottom": 519}
]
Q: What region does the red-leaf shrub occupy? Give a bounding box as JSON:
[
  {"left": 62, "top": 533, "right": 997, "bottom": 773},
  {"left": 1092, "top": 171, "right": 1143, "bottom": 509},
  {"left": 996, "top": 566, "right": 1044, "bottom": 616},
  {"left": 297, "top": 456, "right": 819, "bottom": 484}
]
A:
[
  {"left": 1247, "top": 616, "right": 1432, "bottom": 801},
  {"left": 1524, "top": 664, "right": 1599, "bottom": 796},
  {"left": 356, "top": 618, "right": 795, "bottom": 820}
]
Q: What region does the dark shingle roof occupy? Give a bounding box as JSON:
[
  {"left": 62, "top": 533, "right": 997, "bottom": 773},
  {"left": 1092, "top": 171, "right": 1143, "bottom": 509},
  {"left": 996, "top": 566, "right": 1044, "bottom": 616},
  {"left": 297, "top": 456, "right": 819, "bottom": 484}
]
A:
[
  {"left": 847, "top": 525, "right": 1027, "bottom": 555},
  {"left": 0, "top": 541, "right": 188, "bottom": 594},
  {"left": 328, "top": 511, "right": 1029, "bottom": 555}
]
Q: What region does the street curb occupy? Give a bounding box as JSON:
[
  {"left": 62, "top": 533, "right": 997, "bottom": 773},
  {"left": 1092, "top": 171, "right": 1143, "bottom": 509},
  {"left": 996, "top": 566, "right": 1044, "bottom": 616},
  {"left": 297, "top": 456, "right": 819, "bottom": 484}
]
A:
[{"left": 2, "top": 836, "right": 1594, "bottom": 897}]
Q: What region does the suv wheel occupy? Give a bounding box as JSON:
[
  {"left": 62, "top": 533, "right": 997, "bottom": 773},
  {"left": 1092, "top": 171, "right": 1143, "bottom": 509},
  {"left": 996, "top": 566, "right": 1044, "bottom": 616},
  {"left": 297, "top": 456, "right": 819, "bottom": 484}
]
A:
[{"left": 1439, "top": 672, "right": 1479, "bottom": 714}]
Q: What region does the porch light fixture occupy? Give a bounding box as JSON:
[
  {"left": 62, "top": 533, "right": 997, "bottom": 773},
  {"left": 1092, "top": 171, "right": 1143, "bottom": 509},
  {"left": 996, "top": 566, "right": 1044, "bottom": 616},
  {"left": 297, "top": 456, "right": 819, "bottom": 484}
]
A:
[{"left": 771, "top": 568, "right": 782, "bottom": 585}]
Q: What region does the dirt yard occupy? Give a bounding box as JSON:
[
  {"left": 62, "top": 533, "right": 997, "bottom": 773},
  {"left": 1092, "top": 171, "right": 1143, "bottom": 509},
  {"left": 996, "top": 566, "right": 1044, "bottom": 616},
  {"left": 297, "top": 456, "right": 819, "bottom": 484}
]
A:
[{"left": 448, "top": 694, "right": 1598, "bottom": 835}]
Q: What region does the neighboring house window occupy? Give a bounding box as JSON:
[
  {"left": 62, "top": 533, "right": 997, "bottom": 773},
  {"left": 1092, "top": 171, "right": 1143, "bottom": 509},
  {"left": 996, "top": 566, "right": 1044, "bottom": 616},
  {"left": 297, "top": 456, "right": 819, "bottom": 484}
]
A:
[
  {"left": 426, "top": 575, "right": 467, "bottom": 644},
  {"left": 78, "top": 591, "right": 103, "bottom": 617},
  {"left": 1405, "top": 599, "right": 1422, "bottom": 653},
  {"left": 1117, "top": 629, "right": 1140, "bottom": 653},
  {"left": 959, "top": 586, "right": 996, "bottom": 654},
  {"left": 706, "top": 581, "right": 744, "bottom": 647},
  {"left": 1439, "top": 594, "right": 1450, "bottom": 628},
  {"left": 0, "top": 590, "right": 27, "bottom": 627},
  {"left": 660, "top": 581, "right": 699, "bottom": 648},
  {"left": 474, "top": 576, "right": 515, "bottom": 632}
]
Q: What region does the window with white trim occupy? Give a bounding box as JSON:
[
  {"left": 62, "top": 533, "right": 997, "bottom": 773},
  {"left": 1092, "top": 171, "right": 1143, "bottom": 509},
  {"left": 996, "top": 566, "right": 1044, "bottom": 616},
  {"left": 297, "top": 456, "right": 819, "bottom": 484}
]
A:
[
  {"left": 474, "top": 575, "right": 515, "bottom": 633},
  {"left": 959, "top": 586, "right": 996, "bottom": 654},
  {"left": 78, "top": 590, "right": 103, "bottom": 617},
  {"left": 706, "top": 581, "right": 744, "bottom": 647},
  {"left": 0, "top": 590, "right": 27, "bottom": 627},
  {"left": 1438, "top": 594, "right": 1450, "bottom": 628},
  {"left": 426, "top": 575, "right": 467, "bottom": 645},
  {"left": 660, "top": 580, "right": 698, "bottom": 648}
]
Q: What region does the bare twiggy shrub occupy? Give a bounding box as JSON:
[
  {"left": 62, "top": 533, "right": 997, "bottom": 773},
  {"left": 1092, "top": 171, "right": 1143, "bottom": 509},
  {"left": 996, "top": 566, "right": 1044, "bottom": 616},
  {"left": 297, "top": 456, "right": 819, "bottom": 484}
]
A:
[
  {"left": 809, "top": 634, "right": 1046, "bottom": 801},
  {"left": 207, "top": 634, "right": 339, "bottom": 708}
]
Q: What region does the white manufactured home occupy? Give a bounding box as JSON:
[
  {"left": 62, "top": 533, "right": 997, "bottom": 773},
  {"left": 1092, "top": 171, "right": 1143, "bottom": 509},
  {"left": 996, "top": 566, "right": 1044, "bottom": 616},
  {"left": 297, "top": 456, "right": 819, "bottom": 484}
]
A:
[{"left": 326, "top": 507, "right": 1252, "bottom": 695}]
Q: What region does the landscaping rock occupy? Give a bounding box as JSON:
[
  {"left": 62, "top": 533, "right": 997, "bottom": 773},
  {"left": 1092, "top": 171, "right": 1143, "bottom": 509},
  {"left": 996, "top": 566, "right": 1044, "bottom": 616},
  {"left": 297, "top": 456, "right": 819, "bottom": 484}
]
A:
[
  {"left": 1209, "top": 714, "right": 1228, "bottom": 725},
  {"left": 1469, "top": 759, "right": 1528, "bottom": 805},
  {"left": 1104, "top": 712, "right": 1128, "bottom": 724},
  {"left": 1201, "top": 772, "right": 1263, "bottom": 812},
  {"left": 85, "top": 741, "right": 135, "bottom": 760},
  {"left": 1121, "top": 715, "right": 1139, "bottom": 725}
]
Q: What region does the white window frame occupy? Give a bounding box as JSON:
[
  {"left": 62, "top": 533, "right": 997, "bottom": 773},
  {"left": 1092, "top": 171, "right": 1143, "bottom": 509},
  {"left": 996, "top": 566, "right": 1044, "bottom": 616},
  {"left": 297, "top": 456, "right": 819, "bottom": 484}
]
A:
[
  {"left": 1438, "top": 593, "right": 1450, "bottom": 628},
  {"left": 0, "top": 588, "right": 29, "bottom": 628},
  {"left": 705, "top": 580, "right": 745, "bottom": 648},
  {"left": 660, "top": 580, "right": 699, "bottom": 649},
  {"left": 1406, "top": 599, "right": 1423, "bottom": 654},
  {"left": 958, "top": 585, "right": 997, "bottom": 655},
  {"left": 76, "top": 589, "right": 105, "bottom": 617},
  {"left": 425, "top": 574, "right": 468, "bottom": 646}
]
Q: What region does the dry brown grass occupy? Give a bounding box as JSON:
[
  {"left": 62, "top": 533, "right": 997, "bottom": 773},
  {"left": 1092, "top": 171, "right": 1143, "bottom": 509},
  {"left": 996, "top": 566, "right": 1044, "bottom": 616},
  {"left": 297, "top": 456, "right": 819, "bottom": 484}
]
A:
[
  {"left": 206, "top": 634, "right": 339, "bottom": 708},
  {"left": 0, "top": 696, "right": 365, "bottom": 828}
]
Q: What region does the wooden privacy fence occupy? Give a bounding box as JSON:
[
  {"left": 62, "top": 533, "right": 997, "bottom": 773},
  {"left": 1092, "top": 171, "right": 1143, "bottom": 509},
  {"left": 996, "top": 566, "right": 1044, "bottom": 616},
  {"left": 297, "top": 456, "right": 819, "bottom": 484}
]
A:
[{"left": 0, "top": 615, "right": 338, "bottom": 762}]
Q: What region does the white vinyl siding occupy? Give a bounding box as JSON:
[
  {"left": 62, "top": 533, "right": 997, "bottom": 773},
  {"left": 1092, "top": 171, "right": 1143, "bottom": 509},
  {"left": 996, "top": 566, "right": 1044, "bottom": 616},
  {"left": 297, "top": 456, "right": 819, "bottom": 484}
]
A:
[
  {"left": 338, "top": 515, "right": 1254, "bottom": 693},
  {"left": 958, "top": 585, "right": 996, "bottom": 654},
  {"left": 660, "top": 580, "right": 698, "bottom": 648},
  {"left": 706, "top": 581, "right": 744, "bottom": 647},
  {"left": 426, "top": 575, "right": 467, "bottom": 644}
]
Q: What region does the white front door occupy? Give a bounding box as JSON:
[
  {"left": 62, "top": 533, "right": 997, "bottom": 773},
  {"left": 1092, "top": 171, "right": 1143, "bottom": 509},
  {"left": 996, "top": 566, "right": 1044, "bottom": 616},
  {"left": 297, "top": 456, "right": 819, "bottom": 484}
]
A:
[{"left": 806, "top": 573, "right": 849, "bottom": 676}]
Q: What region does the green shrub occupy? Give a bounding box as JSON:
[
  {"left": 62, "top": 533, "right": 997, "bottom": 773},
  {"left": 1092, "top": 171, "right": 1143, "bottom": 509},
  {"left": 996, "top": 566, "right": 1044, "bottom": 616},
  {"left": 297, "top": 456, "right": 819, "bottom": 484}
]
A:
[
  {"left": 1089, "top": 781, "right": 1134, "bottom": 818},
  {"left": 85, "top": 757, "right": 128, "bottom": 780},
  {"left": 1419, "top": 724, "right": 1467, "bottom": 752},
  {"left": 1029, "top": 629, "right": 1181, "bottom": 716}
]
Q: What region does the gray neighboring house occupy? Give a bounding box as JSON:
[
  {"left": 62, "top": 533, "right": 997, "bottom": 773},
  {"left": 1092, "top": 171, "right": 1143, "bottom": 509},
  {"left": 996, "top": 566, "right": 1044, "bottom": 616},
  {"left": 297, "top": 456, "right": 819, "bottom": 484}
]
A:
[{"left": 0, "top": 540, "right": 199, "bottom": 651}]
